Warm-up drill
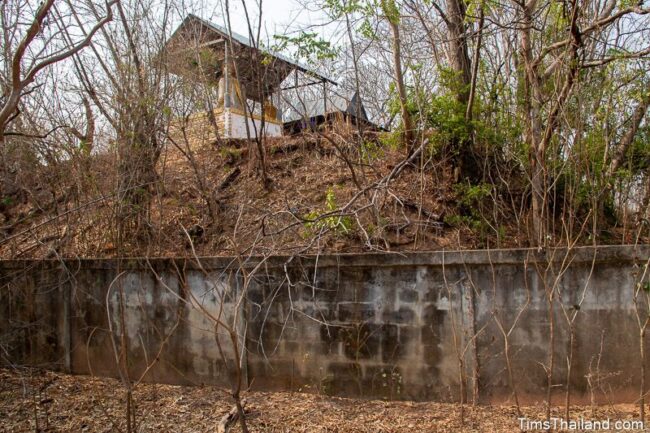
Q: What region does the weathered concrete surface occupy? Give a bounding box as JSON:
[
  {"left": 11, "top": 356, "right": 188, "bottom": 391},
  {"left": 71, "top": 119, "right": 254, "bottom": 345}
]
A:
[{"left": 1, "top": 245, "right": 649, "bottom": 403}]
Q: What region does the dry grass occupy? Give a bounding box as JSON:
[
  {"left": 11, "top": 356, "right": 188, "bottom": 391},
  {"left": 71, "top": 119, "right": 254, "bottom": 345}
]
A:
[
  {"left": 3, "top": 132, "right": 641, "bottom": 260},
  {"left": 1, "top": 134, "right": 481, "bottom": 260}
]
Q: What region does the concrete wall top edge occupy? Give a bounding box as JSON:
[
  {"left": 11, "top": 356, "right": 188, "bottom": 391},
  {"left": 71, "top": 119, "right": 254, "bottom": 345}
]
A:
[{"left": 0, "top": 245, "right": 648, "bottom": 271}]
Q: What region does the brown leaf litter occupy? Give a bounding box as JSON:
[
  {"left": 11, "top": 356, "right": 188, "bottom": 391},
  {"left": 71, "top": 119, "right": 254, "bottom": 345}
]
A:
[{"left": 0, "top": 368, "right": 645, "bottom": 432}]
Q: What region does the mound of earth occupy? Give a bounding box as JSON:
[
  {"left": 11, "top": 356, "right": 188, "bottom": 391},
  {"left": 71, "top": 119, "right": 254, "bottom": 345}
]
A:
[{"left": 0, "top": 133, "right": 489, "bottom": 259}]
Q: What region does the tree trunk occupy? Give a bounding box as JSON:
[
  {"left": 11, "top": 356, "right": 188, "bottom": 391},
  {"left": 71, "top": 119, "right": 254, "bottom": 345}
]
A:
[
  {"left": 386, "top": 16, "right": 414, "bottom": 155},
  {"left": 445, "top": 0, "right": 479, "bottom": 180},
  {"left": 446, "top": 0, "right": 472, "bottom": 105},
  {"left": 519, "top": 1, "right": 547, "bottom": 245},
  {"left": 606, "top": 81, "right": 650, "bottom": 179}
]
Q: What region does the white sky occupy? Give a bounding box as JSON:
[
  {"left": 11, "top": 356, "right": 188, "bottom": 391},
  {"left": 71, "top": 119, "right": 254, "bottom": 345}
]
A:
[{"left": 195, "top": 0, "right": 337, "bottom": 46}]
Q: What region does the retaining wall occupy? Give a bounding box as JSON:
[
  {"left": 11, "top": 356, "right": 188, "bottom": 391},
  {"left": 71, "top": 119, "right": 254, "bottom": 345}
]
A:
[{"left": 1, "top": 245, "right": 649, "bottom": 403}]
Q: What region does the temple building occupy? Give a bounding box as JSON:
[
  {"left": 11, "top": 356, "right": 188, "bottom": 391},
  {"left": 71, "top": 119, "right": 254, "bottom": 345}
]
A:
[{"left": 165, "top": 14, "right": 337, "bottom": 139}]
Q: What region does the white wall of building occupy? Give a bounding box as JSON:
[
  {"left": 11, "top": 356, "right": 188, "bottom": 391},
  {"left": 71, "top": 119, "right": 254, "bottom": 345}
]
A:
[{"left": 228, "top": 110, "right": 283, "bottom": 138}]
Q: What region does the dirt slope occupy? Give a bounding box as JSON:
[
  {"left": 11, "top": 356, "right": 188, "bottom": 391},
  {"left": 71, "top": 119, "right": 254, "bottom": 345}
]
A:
[{"left": 0, "top": 134, "right": 483, "bottom": 259}]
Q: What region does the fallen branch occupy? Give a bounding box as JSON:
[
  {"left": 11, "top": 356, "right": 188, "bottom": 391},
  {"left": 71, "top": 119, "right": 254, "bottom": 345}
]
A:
[
  {"left": 217, "top": 398, "right": 247, "bottom": 433},
  {"left": 399, "top": 197, "right": 443, "bottom": 221},
  {"left": 218, "top": 168, "right": 241, "bottom": 192}
]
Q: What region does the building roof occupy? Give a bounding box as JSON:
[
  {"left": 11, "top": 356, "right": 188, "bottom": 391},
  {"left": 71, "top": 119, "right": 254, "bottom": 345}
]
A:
[
  {"left": 165, "top": 15, "right": 337, "bottom": 101},
  {"left": 184, "top": 14, "right": 337, "bottom": 86}
]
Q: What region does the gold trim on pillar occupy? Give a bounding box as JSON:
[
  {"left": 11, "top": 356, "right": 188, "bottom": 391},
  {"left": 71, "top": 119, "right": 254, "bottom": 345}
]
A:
[{"left": 228, "top": 107, "right": 283, "bottom": 125}]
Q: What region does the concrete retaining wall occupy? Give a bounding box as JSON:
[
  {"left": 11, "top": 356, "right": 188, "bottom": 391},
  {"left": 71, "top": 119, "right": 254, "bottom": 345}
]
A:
[{"left": 1, "top": 246, "right": 649, "bottom": 403}]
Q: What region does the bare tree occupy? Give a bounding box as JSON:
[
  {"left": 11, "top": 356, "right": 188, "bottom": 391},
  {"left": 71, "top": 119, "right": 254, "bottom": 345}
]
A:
[
  {"left": 381, "top": 0, "right": 414, "bottom": 155},
  {"left": 0, "top": 0, "right": 115, "bottom": 142},
  {"left": 0, "top": 0, "right": 115, "bottom": 204}
]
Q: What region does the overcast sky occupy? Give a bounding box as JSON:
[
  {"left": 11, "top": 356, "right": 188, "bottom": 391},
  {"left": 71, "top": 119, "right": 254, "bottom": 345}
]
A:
[{"left": 198, "top": 0, "right": 334, "bottom": 45}]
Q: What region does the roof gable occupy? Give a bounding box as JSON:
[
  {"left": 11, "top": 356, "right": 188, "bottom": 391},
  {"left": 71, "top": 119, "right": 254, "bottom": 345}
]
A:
[{"left": 165, "top": 14, "right": 337, "bottom": 100}]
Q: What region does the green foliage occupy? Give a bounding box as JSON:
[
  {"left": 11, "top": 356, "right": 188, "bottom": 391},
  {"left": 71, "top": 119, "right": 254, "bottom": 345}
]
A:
[
  {"left": 438, "top": 66, "right": 471, "bottom": 105},
  {"left": 426, "top": 93, "right": 471, "bottom": 146},
  {"left": 198, "top": 48, "right": 217, "bottom": 65},
  {"left": 445, "top": 183, "right": 494, "bottom": 235},
  {"left": 464, "top": 0, "right": 485, "bottom": 24},
  {"left": 189, "top": 48, "right": 218, "bottom": 73},
  {"left": 456, "top": 182, "right": 493, "bottom": 209},
  {"left": 360, "top": 139, "right": 384, "bottom": 163},
  {"left": 272, "top": 32, "right": 338, "bottom": 64},
  {"left": 304, "top": 187, "right": 353, "bottom": 235},
  {"left": 219, "top": 147, "right": 244, "bottom": 166},
  {"left": 380, "top": 0, "right": 400, "bottom": 25},
  {"left": 380, "top": 130, "right": 401, "bottom": 151},
  {"left": 547, "top": 1, "right": 568, "bottom": 31},
  {"left": 444, "top": 214, "right": 483, "bottom": 231},
  {"left": 359, "top": 19, "right": 376, "bottom": 39},
  {"left": 618, "top": 0, "right": 638, "bottom": 8},
  {"left": 554, "top": 167, "right": 617, "bottom": 225},
  {"left": 627, "top": 127, "right": 650, "bottom": 173},
  {"left": 320, "top": 0, "right": 376, "bottom": 39},
  {"left": 323, "top": 0, "right": 368, "bottom": 16},
  {"left": 384, "top": 66, "right": 475, "bottom": 155},
  {"left": 79, "top": 140, "right": 91, "bottom": 155},
  {"left": 497, "top": 225, "right": 507, "bottom": 241}
]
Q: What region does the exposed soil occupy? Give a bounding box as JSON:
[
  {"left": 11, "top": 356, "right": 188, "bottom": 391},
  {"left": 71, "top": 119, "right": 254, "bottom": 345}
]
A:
[{"left": 0, "top": 368, "right": 646, "bottom": 432}]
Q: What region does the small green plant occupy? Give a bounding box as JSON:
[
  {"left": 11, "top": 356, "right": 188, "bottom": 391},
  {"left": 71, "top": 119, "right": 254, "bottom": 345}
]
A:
[
  {"left": 219, "top": 147, "right": 243, "bottom": 165},
  {"left": 445, "top": 183, "right": 495, "bottom": 236},
  {"left": 360, "top": 140, "right": 384, "bottom": 163},
  {"left": 444, "top": 214, "right": 485, "bottom": 232},
  {"left": 456, "top": 182, "right": 493, "bottom": 209},
  {"left": 497, "top": 225, "right": 507, "bottom": 242},
  {"left": 304, "top": 187, "right": 353, "bottom": 235},
  {"left": 377, "top": 130, "right": 403, "bottom": 152}
]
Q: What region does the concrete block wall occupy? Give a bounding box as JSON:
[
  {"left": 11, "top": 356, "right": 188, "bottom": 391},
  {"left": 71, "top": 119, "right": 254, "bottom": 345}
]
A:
[
  {"left": 245, "top": 265, "right": 464, "bottom": 400},
  {"left": 1, "top": 246, "right": 649, "bottom": 403}
]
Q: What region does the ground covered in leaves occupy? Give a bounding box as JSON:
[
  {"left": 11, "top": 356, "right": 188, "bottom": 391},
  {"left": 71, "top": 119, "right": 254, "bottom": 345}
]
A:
[
  {"left": 0, "top": 132, "right": 527, "bottom": 260},
  {"left": 0, "top": 368, "right": 647, "bottom": 432}
]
